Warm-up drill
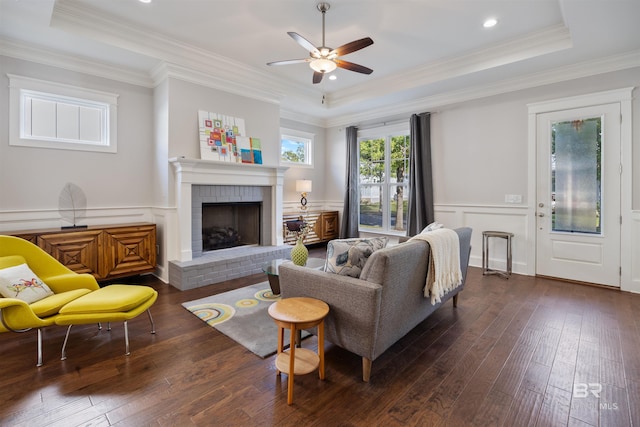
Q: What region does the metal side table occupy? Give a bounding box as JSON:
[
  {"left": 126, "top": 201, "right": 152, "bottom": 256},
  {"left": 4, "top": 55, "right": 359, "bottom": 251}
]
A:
[{"left": 482, "top": 231, "right": 514, "bottom": 278}]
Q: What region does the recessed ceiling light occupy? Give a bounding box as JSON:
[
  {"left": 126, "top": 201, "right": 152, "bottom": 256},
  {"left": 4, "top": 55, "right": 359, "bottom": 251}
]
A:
[
  {"left": 139, "top": 0, "right": 152, "bottom": 3},
  {"left": 483, "top": 18, "right": 498, "bottom": 28},
  {"left": 329, "top": 74, "right": 337, "bottom": 80}
]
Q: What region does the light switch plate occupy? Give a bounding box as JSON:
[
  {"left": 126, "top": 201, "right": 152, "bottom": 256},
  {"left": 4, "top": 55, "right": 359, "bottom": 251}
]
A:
[{"left": 505, "top": 194, "right": 522, "bottom": 203}]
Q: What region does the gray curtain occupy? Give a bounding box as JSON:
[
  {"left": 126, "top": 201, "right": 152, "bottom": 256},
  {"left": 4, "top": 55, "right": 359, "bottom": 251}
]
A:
[
  {"left": 340, "top": 126, "right": 359, "bottom": 238},
  {"left": 407, "top": 112, "right": 434, "bottom": 236}
]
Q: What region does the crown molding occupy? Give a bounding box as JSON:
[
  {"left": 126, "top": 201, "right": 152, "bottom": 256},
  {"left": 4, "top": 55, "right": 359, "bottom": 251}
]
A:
[
  {"left": 279, "top": 109, "right": 328, "bottom": 128},
  {"left": 51, "top": 0, "right": 319, "bottom": 106},
  {"left": 327, "top": 24, "right": 573, "bottom": 109},
  {"left": 321, "top": 50, "right": 640, "bottom": 128},
  {"left": 151, "top": 62, "right": 283, "bottom": 106},
  {"left": 0, "top": 38, "right": 155, "bottom": 88},
  {"left": 6, "top": 0, "right": 638, "bottom": 131}
]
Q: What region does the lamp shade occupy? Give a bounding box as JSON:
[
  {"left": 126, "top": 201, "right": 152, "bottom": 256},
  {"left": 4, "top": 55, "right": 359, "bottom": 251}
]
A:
[
  {"left": 309, "top": 58, "right": 337, "bottom": 73},
  {"left": 296, "top": 179, "right": 312, "bottom": 193}
]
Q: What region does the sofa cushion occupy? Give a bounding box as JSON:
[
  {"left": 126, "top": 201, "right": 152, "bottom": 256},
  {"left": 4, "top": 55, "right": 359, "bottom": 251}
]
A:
[
  {"left": 325, "top": 237, "right": 388, "bottom": 278},
  {"left": 0, "top": 263, "right": 54, "bottom": 304},
  {"left": 421, "top": 222, "right": 444, "bottom": 233}
]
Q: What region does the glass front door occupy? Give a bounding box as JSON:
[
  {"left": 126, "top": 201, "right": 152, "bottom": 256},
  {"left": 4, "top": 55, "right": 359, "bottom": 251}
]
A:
[{"left": 536, "top": 103, "right": 620, "bottom": 287}]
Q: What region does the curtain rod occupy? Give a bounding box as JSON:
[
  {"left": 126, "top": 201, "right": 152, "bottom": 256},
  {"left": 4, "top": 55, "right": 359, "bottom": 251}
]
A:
[
  {"left": 352, "top": 117, "right": 409, "bottom": 131},
  {"left": 348, "top": 111, "right": 433, "bottom": 131}
]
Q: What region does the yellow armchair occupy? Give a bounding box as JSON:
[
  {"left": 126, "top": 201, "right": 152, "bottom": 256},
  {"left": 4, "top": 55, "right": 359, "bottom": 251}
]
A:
[{"left": 0, "top": 235, "right": 100, "bottom": 366}]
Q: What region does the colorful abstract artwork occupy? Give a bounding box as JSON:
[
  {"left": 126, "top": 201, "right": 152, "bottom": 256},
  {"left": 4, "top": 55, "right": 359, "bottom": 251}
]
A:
[
  {"left": 251, "top": 138, "right": 263, "bottom": 164},
  {"left": 234, "top": 136, "right": 263, "bottom": 164},
  {"left": 198, "top": 111, "right": 264, "bottom": 164},
  {"left": 198, "top": 111, "right": 246, "bottom": 162}
]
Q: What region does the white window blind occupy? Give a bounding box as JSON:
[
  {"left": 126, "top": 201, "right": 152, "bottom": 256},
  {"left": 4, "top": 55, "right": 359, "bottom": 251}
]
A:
[{"left": 9, "top": 75, "right": 118, "bottom": 153}]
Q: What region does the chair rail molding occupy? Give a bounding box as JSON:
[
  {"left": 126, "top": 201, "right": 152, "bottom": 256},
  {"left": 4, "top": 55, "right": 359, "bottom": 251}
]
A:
[{"left": 433, "top": 203, "right": 530, "bottom": 275}]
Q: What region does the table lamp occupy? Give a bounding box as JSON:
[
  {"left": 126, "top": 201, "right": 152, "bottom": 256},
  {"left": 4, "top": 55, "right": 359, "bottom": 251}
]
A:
[{"left": 296, "top": 179, "right": 312, "bottom": 211}]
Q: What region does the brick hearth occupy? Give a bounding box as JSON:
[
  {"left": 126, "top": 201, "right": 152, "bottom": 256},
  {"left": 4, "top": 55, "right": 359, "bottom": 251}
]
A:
[{"left": 168, "top": 244, "right": 292, "bottom": 290}]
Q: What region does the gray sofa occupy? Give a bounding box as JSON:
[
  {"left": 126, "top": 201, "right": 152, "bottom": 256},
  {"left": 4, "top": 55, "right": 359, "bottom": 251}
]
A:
[{"left": 279, "top": 227, "right": 472, "bottom": 382}]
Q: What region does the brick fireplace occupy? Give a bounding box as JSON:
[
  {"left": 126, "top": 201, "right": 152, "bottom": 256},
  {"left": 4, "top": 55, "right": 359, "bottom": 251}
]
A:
[{"left": 168, "top": 158, "right": 291, "bottom": 290}]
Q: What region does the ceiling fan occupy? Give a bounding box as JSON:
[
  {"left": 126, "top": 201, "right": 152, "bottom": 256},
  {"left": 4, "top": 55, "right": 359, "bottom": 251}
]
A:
[{"left": 267, "top": 2, "right": 374, "bottom": 84}]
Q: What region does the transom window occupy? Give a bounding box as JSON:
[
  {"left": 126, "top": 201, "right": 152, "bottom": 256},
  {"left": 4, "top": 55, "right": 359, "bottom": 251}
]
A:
[
  {"left": 358, "top": 124, "right": 410, "bottom": 234},
  {"left": 280, "top": 128, "right": 313, "bottom": 167},
  {"left": 9, "top": 74, "right": 118, "bottom": 153}
]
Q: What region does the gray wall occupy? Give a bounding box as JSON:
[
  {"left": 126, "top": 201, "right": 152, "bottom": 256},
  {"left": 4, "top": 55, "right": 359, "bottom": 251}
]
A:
[
  {"left": 0, "top": 56, "right": 155, "bottom": 212},
  {"left": 279, "top": 118, "right": 328, "bottom": 208},
  {"left": 163, "top": 78, "right": 282, "bottom": 207},
  {"left": 1, "top": 55, "right": 637, "bottom": 290},
  {"left": 326, "top": 67, "right": 640, "bottom": 210}
]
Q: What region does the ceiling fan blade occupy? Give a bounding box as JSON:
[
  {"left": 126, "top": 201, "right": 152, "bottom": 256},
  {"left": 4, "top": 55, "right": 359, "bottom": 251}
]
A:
[
  {"left": 288, "top": 32, "right": 320, "bottom": 56},
  {"left": 330, "top": 37, "right": 374, "bottom": 57},
  {"left": 334, "top": 59, "right": 373, "bottom": 75},
  {"left": 267, "top": 58, "right": 312, "bottom": 66},
  {"left": 312, "top": 71, "right": 324, "bottom": 84}
]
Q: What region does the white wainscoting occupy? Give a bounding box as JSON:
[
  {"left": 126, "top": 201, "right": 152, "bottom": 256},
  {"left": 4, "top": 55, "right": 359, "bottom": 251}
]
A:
[
  {"left": 628, "top": 211, "right": 640, "bottom": 294},
  {"left": 0, "top": 207, "right": 155, "bottom": 232},
  {"left": 438, "top": 205, "right": 639, "bottom": 293},
  {"left": 282, "top": 200, "right": 343, "bottom": 213},
  {"left": 4, "top": 205, "right": 637, "bottom": 293},
  {"left": 309, "top": 201, "right": 531, "bottom": 275},
  {"left": 434, "top": 204, "right": 531, "bottom": 275},
  {"left": 150, "top": 207, "right": 172, "bottom": 283}
]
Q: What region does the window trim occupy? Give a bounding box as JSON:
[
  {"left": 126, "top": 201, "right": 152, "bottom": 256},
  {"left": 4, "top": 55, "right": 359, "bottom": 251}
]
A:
[
  {"left": 279, "top": 128, "right": 314, "bottom": 167},
  {"left": 8, "top": 74, "right": 119, "bottom": 153}
]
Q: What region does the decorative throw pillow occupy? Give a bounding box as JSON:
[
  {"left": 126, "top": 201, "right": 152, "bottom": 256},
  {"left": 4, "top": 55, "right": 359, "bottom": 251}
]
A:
[
  {"left": 0, "top": 263, "right": 54, "bottom": 304},
  {"left": 325, "top": 237, "right": 388, "bottom": 278},
  {"left": 421, "top": 222, "right": 444, "bottom": 233}
]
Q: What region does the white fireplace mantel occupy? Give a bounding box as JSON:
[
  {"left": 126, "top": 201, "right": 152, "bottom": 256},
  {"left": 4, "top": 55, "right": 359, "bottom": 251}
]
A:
[{"left": 169, "top": 158, "right": 288, "bottom": 262}]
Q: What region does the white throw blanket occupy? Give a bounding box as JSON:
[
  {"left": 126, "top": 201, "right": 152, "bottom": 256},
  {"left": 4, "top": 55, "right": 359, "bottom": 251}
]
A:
[{"left": 409, "top": 228, "right": 462, "bottom": 304}]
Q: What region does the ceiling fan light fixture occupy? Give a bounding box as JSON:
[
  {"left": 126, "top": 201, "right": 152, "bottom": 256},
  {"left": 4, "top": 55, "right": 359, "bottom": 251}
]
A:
[
  {"left": 310, "top": 58, "right": 337, "bottom": 73},
  {"left": 268, "top": 2, "right": 373, "bottom": 84}
]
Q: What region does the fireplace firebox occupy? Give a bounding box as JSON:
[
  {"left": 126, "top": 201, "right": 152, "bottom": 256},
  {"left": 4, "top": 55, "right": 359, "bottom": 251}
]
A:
[{"left": 202, "top": 202, "right": 261, "bottom": 252}]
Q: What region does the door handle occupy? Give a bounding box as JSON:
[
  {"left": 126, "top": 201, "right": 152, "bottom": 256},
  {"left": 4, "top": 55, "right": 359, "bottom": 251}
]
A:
[{"left": 537, "top": 212, "right": 545, "bottom": 217}]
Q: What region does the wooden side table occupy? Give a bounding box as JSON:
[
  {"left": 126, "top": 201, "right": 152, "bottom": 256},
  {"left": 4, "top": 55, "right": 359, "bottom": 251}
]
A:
[{"left": 267, "top": 297, "right": 330, "bottom": 405}]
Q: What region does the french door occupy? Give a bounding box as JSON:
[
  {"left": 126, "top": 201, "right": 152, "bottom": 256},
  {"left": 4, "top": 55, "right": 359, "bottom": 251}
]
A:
[{"left": 535, "top": 103, "right": 621, "bottom": 287}]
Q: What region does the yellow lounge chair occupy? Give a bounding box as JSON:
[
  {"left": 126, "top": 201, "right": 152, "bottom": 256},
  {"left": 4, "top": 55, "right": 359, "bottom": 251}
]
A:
[{"left": 0, "top": 235, "right": 99, "bottom": 366}]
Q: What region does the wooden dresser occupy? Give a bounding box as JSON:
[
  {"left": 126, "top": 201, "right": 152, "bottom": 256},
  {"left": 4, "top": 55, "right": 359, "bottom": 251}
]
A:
[
  {"left": 283, "top": 211, "right": 339, "bottom": 245},
  {"left": 8, "top": 223, "right": 157, "bottom": 281}
]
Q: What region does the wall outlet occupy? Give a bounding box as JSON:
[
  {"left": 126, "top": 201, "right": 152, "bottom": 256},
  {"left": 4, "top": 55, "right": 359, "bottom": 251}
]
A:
[{"left": 505, "top": 194, "right": 522, "bottom": 203}]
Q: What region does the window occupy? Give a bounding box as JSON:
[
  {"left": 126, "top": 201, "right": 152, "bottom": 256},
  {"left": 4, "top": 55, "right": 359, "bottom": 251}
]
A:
[
  {"left": 280, "top": 128, "right": 313, "bottom": 167},
  {"left": 358, "top": 124, "right": 410, "bottom": 234},
  {"left": 9, "top": 74, "right": 118, "bottom": 153},
  {"left": 551, "top": 117, "right": 602, "bottom": 234}
]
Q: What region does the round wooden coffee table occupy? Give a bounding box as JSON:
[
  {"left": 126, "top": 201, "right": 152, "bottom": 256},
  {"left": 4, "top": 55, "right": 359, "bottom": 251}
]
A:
[{"left": 267, "top": 297, "right": 329, "bottom": 405}]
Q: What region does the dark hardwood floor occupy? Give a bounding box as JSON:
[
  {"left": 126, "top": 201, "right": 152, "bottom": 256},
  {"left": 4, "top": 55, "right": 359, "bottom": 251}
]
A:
[{"left": 1, "top": 248, "right": 639, "bottom": 426}]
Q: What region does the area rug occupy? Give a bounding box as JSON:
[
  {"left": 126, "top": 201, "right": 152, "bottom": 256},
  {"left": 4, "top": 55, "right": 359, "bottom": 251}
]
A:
[{"left": 182, "top": 282, "right": 309, "bottom": 358}]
